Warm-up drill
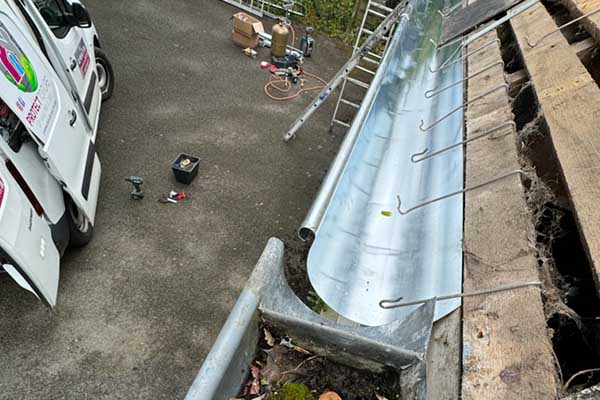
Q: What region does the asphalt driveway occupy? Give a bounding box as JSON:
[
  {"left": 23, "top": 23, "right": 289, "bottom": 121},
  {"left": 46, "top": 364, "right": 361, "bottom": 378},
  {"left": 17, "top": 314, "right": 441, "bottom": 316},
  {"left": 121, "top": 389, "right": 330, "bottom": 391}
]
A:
[{"left": 0, "top": 1, "right": 347, "bottom": 398}]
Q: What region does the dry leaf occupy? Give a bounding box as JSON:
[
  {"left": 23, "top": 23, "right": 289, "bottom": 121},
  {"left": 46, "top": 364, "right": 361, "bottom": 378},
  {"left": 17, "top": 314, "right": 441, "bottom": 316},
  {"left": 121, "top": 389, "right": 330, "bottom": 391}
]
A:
[
  {"left": 264, "top": 328, "right": 275, "bottom": 347},
  {"left": 319, "top": 391, "right": 342, "bottom": 400},
  {"left": 249, "top": 365, "right": 261, "bottom": 395},
  {"left": 375, "top": 394, "right": 389, "bottom": 400},
  {"left": 262, "top": 345, "right": 288, "bottom": 384},
  {"left": 292, "top": 344, "right": 311, "bottom": 355}
]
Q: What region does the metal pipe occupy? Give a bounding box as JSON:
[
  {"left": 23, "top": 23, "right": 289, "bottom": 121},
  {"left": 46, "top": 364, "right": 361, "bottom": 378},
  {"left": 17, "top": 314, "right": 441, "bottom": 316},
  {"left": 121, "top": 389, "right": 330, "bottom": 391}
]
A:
[
  {"left": 184, "top": 238, "right": 284, "bottom": 400},
  {"left": 258, "top": 0, "right": 305, "bottom": 17}
]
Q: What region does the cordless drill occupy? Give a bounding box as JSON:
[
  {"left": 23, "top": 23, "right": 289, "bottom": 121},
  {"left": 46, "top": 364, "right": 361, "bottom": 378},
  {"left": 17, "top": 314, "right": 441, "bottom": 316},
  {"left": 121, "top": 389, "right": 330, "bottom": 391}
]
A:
[{"left": 125, "top": 176, "right": 144, "bottom": 200}]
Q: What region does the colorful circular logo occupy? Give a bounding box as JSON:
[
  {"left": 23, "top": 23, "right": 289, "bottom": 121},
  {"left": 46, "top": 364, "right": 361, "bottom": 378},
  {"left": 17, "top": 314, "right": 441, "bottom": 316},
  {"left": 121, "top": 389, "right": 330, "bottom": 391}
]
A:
[{"left": 0, "top": 41, "right": 38, "bottom": 93}]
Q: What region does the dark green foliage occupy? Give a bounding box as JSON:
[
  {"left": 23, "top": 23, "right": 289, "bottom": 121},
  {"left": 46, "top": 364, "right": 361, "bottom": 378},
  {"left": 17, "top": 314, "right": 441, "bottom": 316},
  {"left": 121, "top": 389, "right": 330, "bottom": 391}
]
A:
[{"left": 299, "top": 0, "right": 358, "bottom": 44}]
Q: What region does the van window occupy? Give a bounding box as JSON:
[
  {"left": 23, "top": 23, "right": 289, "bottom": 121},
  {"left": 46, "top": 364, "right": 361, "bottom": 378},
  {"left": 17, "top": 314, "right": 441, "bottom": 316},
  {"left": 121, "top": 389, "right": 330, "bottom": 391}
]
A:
[{"left": 32, "top": 0, "right": 70, "bottom": 38}]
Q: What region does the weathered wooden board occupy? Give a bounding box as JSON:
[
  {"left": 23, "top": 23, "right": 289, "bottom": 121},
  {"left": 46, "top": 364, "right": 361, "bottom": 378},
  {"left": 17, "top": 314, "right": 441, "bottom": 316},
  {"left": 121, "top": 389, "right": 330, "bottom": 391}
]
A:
[
  {"left": 426, "top": 309, "right": 460, "bottom": 400},
  {"left": 571, "top": 37, "right": 597, "bottom": 60},
  {"left": 560, "top": 0, "right": 600, "bottom": 44},
  {"left": 511, "top": 2, "right": 600, "bottom": 294},
  {"left": 461, "top": 28, "right": 559, "bottom": 399},
  {"left": 441, "top": 0, "right": 520, "bottom": 44}
]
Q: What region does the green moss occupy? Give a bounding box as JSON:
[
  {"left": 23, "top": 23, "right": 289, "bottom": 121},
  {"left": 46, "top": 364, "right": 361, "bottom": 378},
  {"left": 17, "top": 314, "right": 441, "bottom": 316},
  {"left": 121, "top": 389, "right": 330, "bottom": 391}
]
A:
[
  {"left": 306, "top": 290, "right": 329, "bottom": 314},
  {"left": 272, "top": 383, "right": 315, "bottom": 400}
]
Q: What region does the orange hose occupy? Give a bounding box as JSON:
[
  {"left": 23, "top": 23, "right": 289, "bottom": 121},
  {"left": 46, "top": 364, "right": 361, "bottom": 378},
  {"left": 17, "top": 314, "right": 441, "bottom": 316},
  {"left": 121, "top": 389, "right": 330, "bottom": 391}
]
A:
[{"left": 264, "top": 70, "right": 327, "bottom": 101}]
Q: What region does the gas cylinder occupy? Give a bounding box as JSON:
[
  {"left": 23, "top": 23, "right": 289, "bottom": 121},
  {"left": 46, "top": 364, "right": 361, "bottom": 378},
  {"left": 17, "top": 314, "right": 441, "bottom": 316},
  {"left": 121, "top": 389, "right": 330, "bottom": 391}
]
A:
[{"left": 271, "top": 21, "right": 289, "bottom": 58}]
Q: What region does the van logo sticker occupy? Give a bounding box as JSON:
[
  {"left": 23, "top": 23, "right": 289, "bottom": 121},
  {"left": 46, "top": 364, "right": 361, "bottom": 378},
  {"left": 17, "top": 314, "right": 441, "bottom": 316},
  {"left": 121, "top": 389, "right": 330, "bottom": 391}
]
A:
[
  {"left": 75, "top": 39, "right": 90, "bottom": 77},
  {"left": 16, "top": 97, "right": 25, "bottom": 112},
  {"left": 0, "top": 26, "right": 37, "bottom": 92},
  {"left": 0, "top": 17, "right": 58, "bottom": 144}
]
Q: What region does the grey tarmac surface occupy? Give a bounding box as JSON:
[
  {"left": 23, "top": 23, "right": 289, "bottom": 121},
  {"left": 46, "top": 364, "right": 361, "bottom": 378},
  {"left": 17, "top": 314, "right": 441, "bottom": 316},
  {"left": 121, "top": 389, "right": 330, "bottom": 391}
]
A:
[{"left": 0, "top": 1, "right": 348, "bottom": 398}]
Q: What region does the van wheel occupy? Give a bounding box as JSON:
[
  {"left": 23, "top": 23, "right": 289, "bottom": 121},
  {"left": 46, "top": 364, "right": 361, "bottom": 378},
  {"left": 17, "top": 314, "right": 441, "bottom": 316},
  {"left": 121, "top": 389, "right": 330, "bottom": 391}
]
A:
[
  {"left": 95, "top": 48, "right": 114, "bottom": 102},
  {"left": 66, "top": 198, "right": 94, "bottom": 247}
]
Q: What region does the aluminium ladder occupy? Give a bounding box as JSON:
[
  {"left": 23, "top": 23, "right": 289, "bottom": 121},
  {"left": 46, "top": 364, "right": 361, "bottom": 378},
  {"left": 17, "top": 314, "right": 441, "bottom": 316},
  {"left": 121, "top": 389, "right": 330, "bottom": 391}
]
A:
[
  {"left": 329, "top": 0, "right": 396, "bottom": 131},
  {"left": 283, "top": 0, "right": 408, "bottom": 141}
]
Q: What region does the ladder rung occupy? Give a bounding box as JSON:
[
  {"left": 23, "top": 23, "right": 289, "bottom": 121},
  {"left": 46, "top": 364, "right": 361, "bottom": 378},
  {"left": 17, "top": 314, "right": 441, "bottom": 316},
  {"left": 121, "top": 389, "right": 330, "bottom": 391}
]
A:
[
  {"left": 353, "top": 46, "right": 383, "bottom": 58},
  {"left": 347, "top": 77, "right": 370, "bottom": 89},
  {"left": 363, "top": 56, "right": 381, "bottom": 65},
  {"left": 367, "top": 9, "right": 387, "bottom": 18},
  {"left": 332, "top": 119, "right": 351, "bottom": 128},
  {"left": 340, "top": 98, "right": 360, "bottom": 108},
  {"left": 368, "top": 51, "right": 383, "bottom": 59},
  {"left": 355, "top": 65, "right": 376, "bottom": 75},
  {"left": 361, "top": 28, "right": 390, "bottom": 41},
  {"left": 354, "top": 42, "right": 382, "bottom": 56},
  {"left": 370, "top": 1, "right": 393, "bottom": 13}
]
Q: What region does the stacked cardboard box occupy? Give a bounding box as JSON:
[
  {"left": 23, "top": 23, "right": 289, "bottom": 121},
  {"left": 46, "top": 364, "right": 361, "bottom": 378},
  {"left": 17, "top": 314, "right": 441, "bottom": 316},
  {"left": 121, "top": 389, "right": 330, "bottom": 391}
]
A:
[{"left": 231, "top": 12, "right": 264, "bottom": 49}]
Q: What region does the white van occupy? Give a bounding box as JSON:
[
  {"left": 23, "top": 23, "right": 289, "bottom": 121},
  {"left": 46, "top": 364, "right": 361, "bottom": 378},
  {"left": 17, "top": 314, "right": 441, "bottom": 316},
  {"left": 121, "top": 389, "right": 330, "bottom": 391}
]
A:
[{"left": 0, "top": 0, "right": 113, "bottom": 307}]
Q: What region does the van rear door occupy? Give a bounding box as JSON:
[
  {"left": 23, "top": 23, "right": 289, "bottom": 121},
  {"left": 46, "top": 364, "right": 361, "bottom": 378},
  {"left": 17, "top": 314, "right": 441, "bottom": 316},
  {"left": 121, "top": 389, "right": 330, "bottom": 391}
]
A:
[
  {"left": 0, "top": 157, "right": 60, "bottom": 307},
  {"left": 27, "top": 0, "right": 100, "bottom": 130},
  {"left": 0, "top": 9, "right": 100, "bottom": 223}
]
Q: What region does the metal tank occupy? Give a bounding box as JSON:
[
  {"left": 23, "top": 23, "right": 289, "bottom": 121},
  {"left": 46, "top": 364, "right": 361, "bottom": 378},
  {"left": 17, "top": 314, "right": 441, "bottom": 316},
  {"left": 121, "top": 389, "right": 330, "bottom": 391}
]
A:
[{"left": 271, "top": 21, "right": 289, "bottom": 58}]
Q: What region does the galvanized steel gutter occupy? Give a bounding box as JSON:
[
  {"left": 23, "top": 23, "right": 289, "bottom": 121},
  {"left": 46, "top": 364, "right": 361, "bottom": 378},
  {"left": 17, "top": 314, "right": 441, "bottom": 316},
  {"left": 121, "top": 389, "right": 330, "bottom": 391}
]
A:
[
  {"left": 185, "top": 238, "right": 435, "bottom": 400},
  {"left": 185, "top": 1, "right": 466, "bottom": 396},
  {"left": 297, "top": 8, "right": 412, "bottom": 241},
  {"left": 301, "top": 0, "right": 464, "bottom": 326}
]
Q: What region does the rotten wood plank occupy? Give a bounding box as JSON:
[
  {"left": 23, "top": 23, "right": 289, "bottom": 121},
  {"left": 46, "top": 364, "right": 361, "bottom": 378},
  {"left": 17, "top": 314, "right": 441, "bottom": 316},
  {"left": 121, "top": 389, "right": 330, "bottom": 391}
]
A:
[
  {"left": 571, "top": 37, "right": 598, "bottom": 60},
  {"left": 511, "top": 1, "right": 600, "bottom": 295},
  {"left": 461, "top": 29, "right": 559, "bottom": 399},
  {"left": 506, "top": 37, "right": 596, "bottom": 97},
  {"left": 506, "top": 69, "right": 529, "bottom": 97},
  {"left": 560, "top": 0, "right": 600, "bottom": 44},
  {"left": 441, "top": 0, "right": 520, "bottom": 44}
]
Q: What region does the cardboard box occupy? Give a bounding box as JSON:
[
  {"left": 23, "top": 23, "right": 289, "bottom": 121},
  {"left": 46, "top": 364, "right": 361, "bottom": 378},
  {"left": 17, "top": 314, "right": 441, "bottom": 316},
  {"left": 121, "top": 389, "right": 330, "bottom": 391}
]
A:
[
  {"left": 232, "top": 12, "right": 264, "bottom": 37},
  {"left": 232, "top": 30, "right": 260, "bottom": 49}
]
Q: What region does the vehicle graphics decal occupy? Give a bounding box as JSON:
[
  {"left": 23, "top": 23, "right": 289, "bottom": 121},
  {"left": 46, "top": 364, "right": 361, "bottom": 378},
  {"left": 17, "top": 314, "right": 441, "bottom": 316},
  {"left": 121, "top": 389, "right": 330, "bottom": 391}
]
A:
[
  {"left": 16, "top": 97, "right": 26, "bottom": 112},
  {"left": 0, "top": 176, "right": 4, "bottom": 206},
  {"left": 0, "top": 15, "right": 59, "bottom": 144},
  {"left": 75, "top": 39, "right": 90, "bottom": 77},
  {"left": 0, "top": 24, "right": 37, "bottom": 92}
]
